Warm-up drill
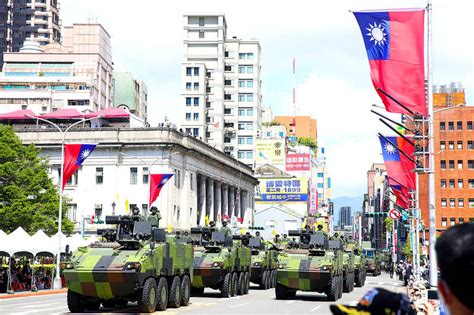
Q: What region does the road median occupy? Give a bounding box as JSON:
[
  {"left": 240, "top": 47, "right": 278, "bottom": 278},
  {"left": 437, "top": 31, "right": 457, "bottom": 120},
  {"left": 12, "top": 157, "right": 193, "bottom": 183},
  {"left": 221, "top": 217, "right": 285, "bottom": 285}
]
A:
[{"left": 0, "top": 288, "right": 67, "bottom": 299}]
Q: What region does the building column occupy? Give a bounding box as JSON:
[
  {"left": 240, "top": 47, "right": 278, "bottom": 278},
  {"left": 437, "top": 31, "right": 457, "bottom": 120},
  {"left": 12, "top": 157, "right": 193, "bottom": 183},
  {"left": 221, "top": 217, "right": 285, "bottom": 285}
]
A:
[
  {"left": 206, "top": 178, "right": 214, "bottom": 223},
  {"left": 235, "top": 188, "right": 241, "bottom": 219},
  {"left": 214, "top": 181, "right": 221, "bottom": 222},
  {"left": 222, "top": 184, "right": 229, "bottom": 220},
  {"left": 228, "top": 186, "right": 235, "bottom": 220},
  {"left": 198, "top": 175, "right": 206, "bottom": 226},
  {"left": 240, "top": 190, "right": 247, "bottom": 222}
]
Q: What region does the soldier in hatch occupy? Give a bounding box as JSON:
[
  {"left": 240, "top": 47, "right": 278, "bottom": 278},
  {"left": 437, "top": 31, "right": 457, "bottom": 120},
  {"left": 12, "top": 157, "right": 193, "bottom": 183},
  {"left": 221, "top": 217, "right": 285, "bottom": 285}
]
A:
[
  {"left": 131, "top": 206, "right": 145, "bottom": 222},
  {"left": 147, "top": 206, "right": 162, "bottom": 228},
  {"left": 315, "top": 224, "right": 328, "bottom": 237},
  {"left": 220, "top": 221, "right": 232, "bottom": 238},
  {"left": 254, "top": 231, "right": 264, "bottom": 242},
  {"left": 274, "top": 234, "right": 281, "bottom": 244}
]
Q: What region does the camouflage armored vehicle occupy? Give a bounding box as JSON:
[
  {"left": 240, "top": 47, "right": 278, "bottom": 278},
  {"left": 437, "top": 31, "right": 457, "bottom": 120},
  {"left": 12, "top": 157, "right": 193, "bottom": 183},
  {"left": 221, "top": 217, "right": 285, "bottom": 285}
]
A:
[
  {"left": 345, "top": 243, "right": 366, "bottom": 287},
  {"left": 341, "top": 246, "right": 355, "bottom": 293},
  {"left": 275, "top": 230, "right": 344, "bottom": 301},
  {"left": 248, "top": 238, "right": 279, "bottom": 289},
  {"left": 63, "top": 216, "right": 194, "bottom": 313},
  {"left": 190, "top": 227, "right": 251, "bottom": 297},
  {"left": 362, "top": 241, "right": 381, "bottom": 276}
]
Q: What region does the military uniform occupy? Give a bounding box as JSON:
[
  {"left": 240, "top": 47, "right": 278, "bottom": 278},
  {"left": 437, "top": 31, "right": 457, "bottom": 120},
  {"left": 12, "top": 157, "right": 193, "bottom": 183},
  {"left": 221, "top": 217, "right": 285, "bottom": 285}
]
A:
[
  {"left": 220, "top": 225, "right": 232, "bottom": 238},
  {"left": 147, "top": 211, "right": 162, "bottom": 228}
]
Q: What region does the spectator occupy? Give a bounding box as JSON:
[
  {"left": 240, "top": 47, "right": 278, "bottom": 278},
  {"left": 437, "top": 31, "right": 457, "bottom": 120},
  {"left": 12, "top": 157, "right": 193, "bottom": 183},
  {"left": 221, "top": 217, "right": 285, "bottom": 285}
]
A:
[{"left": 435, "top": 223, "right": 474, "bottom": 315}]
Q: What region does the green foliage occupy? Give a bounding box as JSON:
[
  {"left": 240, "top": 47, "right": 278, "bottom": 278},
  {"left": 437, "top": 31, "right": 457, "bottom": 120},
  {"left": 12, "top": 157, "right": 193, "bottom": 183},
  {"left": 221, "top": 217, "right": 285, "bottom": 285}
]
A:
[
  {"left": 385, "top": 217, "right": 393, "bottom": 232},
  {"left": 0, "top": 125, "right": 73, "bottom": 236},
  {"left": 402, "top": 238, "right": 412, "bottom": 260},
  {"left": 297, "top": 137, "right": 318, "bottom": 150},
  {"left": 262, "top": 120, "right": 282, "bottom": 127}
]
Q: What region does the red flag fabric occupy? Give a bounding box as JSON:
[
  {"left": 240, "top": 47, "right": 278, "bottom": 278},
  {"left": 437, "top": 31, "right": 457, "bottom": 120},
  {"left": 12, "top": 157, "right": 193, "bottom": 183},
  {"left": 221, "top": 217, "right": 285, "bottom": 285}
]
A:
[
  {"left": 354, "top": 10, "right": 426, "bottom": 115},
  {"left": 62, "top": 144, "right": 96, "bottom": 189},
  {"left": 149, "top": 174, "right": 173, "bottom": 207},
  {"left": 379, "top": 136, "right": 416, "bottom": 190}
]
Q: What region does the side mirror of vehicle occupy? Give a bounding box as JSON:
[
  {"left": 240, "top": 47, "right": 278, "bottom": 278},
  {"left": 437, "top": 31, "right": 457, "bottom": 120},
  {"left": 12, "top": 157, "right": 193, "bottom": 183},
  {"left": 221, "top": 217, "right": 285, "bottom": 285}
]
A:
[
  {"left": 150, "top": 241, "right": 155, "bottom": 251},
  {"left": 65, "top": 245, "right": 70, "bottom": 255}
]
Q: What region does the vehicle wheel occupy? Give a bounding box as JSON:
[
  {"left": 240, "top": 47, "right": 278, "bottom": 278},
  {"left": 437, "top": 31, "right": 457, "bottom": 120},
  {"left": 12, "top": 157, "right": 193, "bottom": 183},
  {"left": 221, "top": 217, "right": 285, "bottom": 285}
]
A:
[
  {"left": 338, "top": 275, "right": 344, "bottom": 299},
  {"left": 191, "top": 286, "right": 205, "bottom": 295},
  {"left": 260, "top": 271, "right": 267, "bottom": 289},
  {"left": 231, "top": 272, "right": 238, "bottom": 297},
  {"left": 237, "top": 272, "right": 245, "bottom": 295},
  {"left": 266, "top": 271, "right": 272, "bottom": 289},
  {"left": 155, "top": 277, "right": 169, "bottom": 312},
  {"left": 326, "top": 276, "right": 338, "bottom": 301},
  {"left": 168, "top": 276, "right": 181, "bottom": 308},
  {"left": 138, "top": 277, "right": 158, "bottom": 313},
  {"left": 343, "top": 274, "right": 350, "bottom": 293},
  {"left": 244, "top": 271, "right": 250, "bottom": 294},
  {"left": 355, "top": 271, "right": 362, "bottom": 287},
  {"left": 273, "top": 270, "right": 277, "bottom": 287},
  {"left": 220, "top": 273, "right": 232, "bottom": 298},
  {"left": 287, "top": 289, "right": 297, "bottom": 298},
  {"left": 67, "top": 289, "right": 85, "bottom": 313},
  {"left": 181, "top": 275, "right": 191, "bottom": 306},
  {"left": 275, "top": 282, "right": 288, "bottom": 300},
  {"left": 85, "top": 301, "right": 100, "bottom": 311},
  {"left": 102, "top": 300, "right": 115, "bottom": 308}
]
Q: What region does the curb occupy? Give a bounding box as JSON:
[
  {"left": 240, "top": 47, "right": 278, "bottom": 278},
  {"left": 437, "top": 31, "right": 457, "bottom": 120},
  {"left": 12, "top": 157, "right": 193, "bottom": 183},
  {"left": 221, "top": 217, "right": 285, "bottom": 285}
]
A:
[{"left": 0, "top": 288, "right": 67, "bottom": 299}]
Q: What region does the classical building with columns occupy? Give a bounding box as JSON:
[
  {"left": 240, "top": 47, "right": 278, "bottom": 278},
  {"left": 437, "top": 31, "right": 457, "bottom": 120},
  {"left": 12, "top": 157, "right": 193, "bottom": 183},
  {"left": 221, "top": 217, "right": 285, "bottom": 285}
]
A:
[{"left": 16, "top": 127, "right": 258, "bottom": 232}]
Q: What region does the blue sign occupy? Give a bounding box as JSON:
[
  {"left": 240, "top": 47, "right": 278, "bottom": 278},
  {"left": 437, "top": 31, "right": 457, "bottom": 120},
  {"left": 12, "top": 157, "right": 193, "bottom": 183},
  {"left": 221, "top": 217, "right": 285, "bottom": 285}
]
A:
[
  {"left": 288, "top": 136, "right": 297, "bottom": 142},
  {"left": 261, "top": 194, "right": 308, "bottom": 202}
]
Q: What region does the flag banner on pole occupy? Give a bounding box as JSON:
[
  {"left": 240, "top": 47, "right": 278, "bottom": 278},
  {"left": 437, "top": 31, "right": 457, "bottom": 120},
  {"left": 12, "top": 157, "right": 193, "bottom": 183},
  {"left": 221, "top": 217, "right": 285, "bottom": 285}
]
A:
[
  {"left": 387, "top": 177, "right": 410, "bottom": 208},
  {"left": 62, "top": 144, "right": 96, "bottom": 190},
  {"left": 354, "top": 9, "right": 427, "bottom": 115},
  {"left": 379, "top": 136, "right": 416, "bottom": 190},
  {"left": 149, "top": 174, "right": 173, "bottom": 207}
]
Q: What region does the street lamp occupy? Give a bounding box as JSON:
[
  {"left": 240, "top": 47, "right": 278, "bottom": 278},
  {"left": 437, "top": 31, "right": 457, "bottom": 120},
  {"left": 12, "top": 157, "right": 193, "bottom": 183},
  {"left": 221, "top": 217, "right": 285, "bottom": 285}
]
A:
[
  {"left": 111, "top": 201, "right": 116, "bottom": 216},
  {"left": 26, "top": 114, "right": 101, "bottom": 289}
]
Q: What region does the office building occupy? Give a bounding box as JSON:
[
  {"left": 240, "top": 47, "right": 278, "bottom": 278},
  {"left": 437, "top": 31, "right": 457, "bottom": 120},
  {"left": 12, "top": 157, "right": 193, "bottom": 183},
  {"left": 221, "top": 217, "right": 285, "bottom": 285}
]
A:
[
  {"left": 113, "top": 72, "right": 148, "bottom": 123},
  {"left": 0, "top": 0, "right": 61, "bottom": 67},
  {"left": 181, "top": 14, "right": 262, "bottom": 166},
  {"left": 339, "top": 206, "right": 351, "bottom": 228},
  {"left": 274, "top": 115, "right": 317, "bottom": 142}
]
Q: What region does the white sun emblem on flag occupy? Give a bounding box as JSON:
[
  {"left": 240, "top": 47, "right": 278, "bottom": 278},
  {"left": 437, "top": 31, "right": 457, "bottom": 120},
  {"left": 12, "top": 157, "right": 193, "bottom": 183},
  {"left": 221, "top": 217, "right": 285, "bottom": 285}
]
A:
[
  {"left": 81, "top": 149, "right": 91, "bottom": 159},
  {"left": 366, "top": 22, "right": 387, "bottom": 46},
  {"left": 384, "top": 143, "right": 396, "bottom": 154}
]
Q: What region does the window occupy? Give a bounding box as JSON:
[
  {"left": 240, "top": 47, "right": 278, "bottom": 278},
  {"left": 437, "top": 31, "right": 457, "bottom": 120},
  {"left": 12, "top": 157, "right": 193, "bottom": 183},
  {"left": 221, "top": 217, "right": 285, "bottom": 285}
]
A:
[
  {"left": 457, "top": 141, "right": 463, "bottom": 149},
  {"left": 199, "top": 31, "right": 204, "bottom": 38},
  {"left": 193, "top": 128, "right": 199, "bottom": 136},
  {"left": 449, "top": 179, "right": 455, "bottom": 188},
  {"left": 448, "top": 122, "right": 454, "bottom": 130},
  {"left": 469, "top": 179, "right": 474, "bottom": 188},
  {"left": 193, "top": 97, "right": 199, "bottom": 106},
  {"left": 459, "top": 218, "right": 465, "bottom": 224},
  {"left": 185, "top": 97, "right": 192, "bottom": 106},
  {"left": 238, "top": 109, "right": 245, "bottom": 116},
  {"left": 239, "top": 66, "right": 245, "bottom": 73},
  {"left": 186, "top": 67, "right": 192, "bottom": 76},
  {"left": 469, "top": 160, "right": 474, "bottom": 169},
  {"left": 130, "top": 167, "right": 138, "bottom": 185},
  {"left": 468, "top": 121, "right": 473, "bottom": 130},
  {"left": 193, "top": 67, "right": 199, "bottom": 76},
  {"left": 459, "top": 198, "right": 464, "bottom": 208},
  {"left": 143, "top": 167, "right": 149, "bottom": 184},
  {"left": 238, "top": 123, "right": 245, "bottom": 130},
  {"left": 457, "top": 121, "right": 462, "bottom": 130},
  {"left": 470, "top": 198, "right": 474, "bottom": 208},
  {"left": 238, "top": 94, "right": 245, "bottom": 102},
  {"left": 468, "top": 141, "right": 473, "bottom": 150},
  {"left": 458, "top": 179, "right": 464, "bottom": 188},
  {"left": 239, "top": 80, "right": 245, "bottom": 88},
  {"left": 194, "top": 82, "right": 199, "bottom": 90},
  {"left": 441, "top": 218, "right": 447, "bottom": 227},
  {"left": 225, "top": 65, "right": 232, "bottom": 72},
  {"left": 247, "top": 80, "right": 254, "bottom": 88},
  {"left": 449, "top": 160, "right": 454, "bottom": 169},
  {"left": 199, "top": 17, "right": 205, "bottom": 26},
  {"left": 458, "top": 160, "right": 463, "bottom": 170},
  {"left": 318, "top": 173, "right": 324, "bottom": 178},
  {"left": 95, "top": 167, "right": 103, "bottom": 184},
  {"left": 441, "top": 179, "right": 446, "bottom": 188},
  {"left": 247, "top": 66, "right": 254, "bottom": 73},
  {"left": 185, "top": 82, "right": 191, "bottom": 90},
  {"left": 224, "top": 79, "right": 232, "bottom": 86},
  {"left": 450, "top": 218, "right": 456, "bottom": 226},
  {"left": 246, "top": 151, "right": 253, "bottom": 159},
  {"left": 224, "top": 108, "right": 232, "bottom": 115},
  {"left": 246, "top": 137, "right": 253, "bottom": 144},
  {"left": 247, "top": 108, "right": 253, "bottom": 116},
  {"left": 224, "top": 94, "right": 232, "bottom": 100},
  {"left": 448, "top": 141, "right": 454, "bottom": 150},
  {"left": 440, "top": 122, "right": 446, "bottom": 131},
  {"left": 441, "top": 160, "right": 446, "bottom": 169},
  {"left": 247, "top": 94, "right": 253, "bottom": 102},
  {"left": 238, "top": 151, "right": 245, "bottom": 159},
  {"left": 193, "top": 113, "right": 199, "bottom": 120},
  {"left": 440, "top": 141, "right": 446, "bottom": 150},
  {"left": 190, "top": 173, "right": 194, "bottom": 191},
  {"left": 239, "top": 53, "right": 254, "bottom": 59},
  {"left": 450, "top": 198, "right": 455, "bottom": 207},
  {"left": 441, "top": 198, "right": 447, "bottom": 207},
  {"left": 225, "top": 51, "right": 229, "bottom": 58},
  {"left": 68, "top": 204, "right": 77, "bottom": 222},
  {"left": 174, "top": 169, "right": 181, "bottom": 188},
  {"left": 185, "top": 113, "right": 191, "bottom": 121},
  {"left": 65, "top": 169, "right": 78, "bottom": 186},
  {"left": 246, "top": 123, "right": 253, "bottom": 130},
  {"left": 238, "top": 137, "right": 245, "bottom": 145}
]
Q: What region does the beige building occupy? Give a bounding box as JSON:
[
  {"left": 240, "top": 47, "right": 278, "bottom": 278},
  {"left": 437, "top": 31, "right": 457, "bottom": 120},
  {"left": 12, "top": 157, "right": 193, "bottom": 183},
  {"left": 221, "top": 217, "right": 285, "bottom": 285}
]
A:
[{"left": 0, "top": 24, "right": 113, "bottom": 113}]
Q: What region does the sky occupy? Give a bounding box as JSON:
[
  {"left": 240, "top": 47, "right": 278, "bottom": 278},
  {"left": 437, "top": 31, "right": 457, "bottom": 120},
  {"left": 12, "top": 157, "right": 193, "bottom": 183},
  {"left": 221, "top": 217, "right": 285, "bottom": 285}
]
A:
[{"left": 61, "top": 0, "right": 473, "bottom": 199}]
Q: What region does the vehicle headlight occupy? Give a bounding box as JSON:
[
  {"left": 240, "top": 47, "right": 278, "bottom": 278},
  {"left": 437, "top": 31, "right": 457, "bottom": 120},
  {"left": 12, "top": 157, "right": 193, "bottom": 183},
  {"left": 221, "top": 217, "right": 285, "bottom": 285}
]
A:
[
  {"left": 212, "top": 262, "right": 223, "bottom": 267},
  {"left": 254, "top": 262, "right": 261, "bottom": 266},
  {"left": 278, "top": 264, "right": 286, "bottom": 269},
  {"left": 125, "top": 262, "right": 141, "bottom": 270},
  {"left": 65, "top": 263, "right": 74, "bottom": 269}
]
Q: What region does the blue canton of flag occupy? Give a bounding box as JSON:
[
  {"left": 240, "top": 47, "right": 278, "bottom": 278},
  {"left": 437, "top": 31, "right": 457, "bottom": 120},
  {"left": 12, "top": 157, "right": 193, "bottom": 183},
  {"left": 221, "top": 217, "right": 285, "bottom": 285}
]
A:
[
  {"left": 354, "top": 12, "right": 390, "bottom": 60},
  {"left": 380, "top": 136, "right": 400, "bottom": 162},
  {"left": 76, "top": 144, "right": 97, "bottom": 165}
]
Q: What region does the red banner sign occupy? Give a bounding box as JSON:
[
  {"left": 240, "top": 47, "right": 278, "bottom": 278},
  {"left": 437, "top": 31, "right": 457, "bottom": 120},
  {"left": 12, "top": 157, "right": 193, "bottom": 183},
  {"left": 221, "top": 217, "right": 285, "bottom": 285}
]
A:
[{"left": 286, "top": 154, "right": 311, "bottom": 171}]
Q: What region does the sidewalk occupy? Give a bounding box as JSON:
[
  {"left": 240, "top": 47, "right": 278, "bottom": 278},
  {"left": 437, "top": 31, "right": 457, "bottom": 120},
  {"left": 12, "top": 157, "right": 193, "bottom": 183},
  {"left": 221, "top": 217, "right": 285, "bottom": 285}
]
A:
[{"left": 0, "top": 288, "right": 67, "bottom": 299}]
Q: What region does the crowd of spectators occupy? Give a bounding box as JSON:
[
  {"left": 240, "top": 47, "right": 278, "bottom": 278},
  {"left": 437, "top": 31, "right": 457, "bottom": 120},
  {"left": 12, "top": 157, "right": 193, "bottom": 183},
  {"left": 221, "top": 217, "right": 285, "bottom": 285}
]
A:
[{"left": 0, "top": 257, "right": 54, "bottom": 293}]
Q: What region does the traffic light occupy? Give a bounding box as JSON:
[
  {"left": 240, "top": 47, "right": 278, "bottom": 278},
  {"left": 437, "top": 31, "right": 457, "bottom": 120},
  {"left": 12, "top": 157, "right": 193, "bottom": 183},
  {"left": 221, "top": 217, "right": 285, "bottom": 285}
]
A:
[{"left": 364, "top": 212, "right": 388, "bottom": 218}]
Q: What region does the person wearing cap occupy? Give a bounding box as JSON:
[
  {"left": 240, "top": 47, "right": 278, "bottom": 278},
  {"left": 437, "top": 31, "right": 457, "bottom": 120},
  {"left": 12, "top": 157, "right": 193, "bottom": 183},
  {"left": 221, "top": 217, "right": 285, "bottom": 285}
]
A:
[
  {"left": 435, "top": 223, "right": 474, "bottom": 315},
  {"left": 254, "top": 231, "right": 264, "bottom": 242},
  {"left": 131, "top": 206, "right": 145, "bottom": 222},
  {"left": 273, "top": 234, "right": 281, "bottom": 244},
  {"left": 315, "top": 224, "right": 328, "bottom": 238},
  {"left": 330, "top": 287, "right": 416, "bottom": 315},
  {"left": 219, "top": 221, "right": 232, "bottom": 238},
  {"left": 147, "top": 206, "right": 161, "bottom": 228}
]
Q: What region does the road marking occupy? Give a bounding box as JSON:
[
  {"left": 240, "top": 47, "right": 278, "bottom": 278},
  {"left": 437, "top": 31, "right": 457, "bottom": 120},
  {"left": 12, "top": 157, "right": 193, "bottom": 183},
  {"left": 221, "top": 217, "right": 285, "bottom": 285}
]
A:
[
  {"left": 16, "top": 306, "right": 69, "bottom": 315},
  {"left": 310, "top": 305, "right": 322, "bottom": 312},
  {"left": 229, "top": 302, "right": 249, "bottom": 309},
  {"left": 286, "top": 300, "right": 296, "bottom": 304},
  {"left": 18, "top": 302, "right": 64, "bottom": 309}
]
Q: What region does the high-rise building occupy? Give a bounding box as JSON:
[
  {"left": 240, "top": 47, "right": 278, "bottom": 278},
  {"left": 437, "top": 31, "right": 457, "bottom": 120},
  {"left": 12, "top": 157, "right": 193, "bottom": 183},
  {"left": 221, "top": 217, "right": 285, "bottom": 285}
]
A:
[
  {"left": 113, "top": 72, "right": 148, "bottom": 123},
  {"left": 0, "top": 0, "right": 61, "bottom": 68},
  {"left": 273, "top": 115, "right": 317, "bottom": 142},
  {"left": 418, "top": 84, "right": 473, "bottom": 233},
  {"left": 339, "top": 206, "right": 351, "bottom": 228},
  {"left": 262, "top": 106, "right": 273, "bottom": 124},
  {"left": 181, "top": 14, "right": 262, "bottom": 166},
  {"left": 0, "top": 24, "right": 113, "bottom": 113}
]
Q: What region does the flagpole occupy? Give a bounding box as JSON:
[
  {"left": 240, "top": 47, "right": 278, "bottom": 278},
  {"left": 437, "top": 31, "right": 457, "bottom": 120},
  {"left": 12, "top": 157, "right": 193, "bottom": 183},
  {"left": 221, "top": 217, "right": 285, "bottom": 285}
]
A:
[{"left": 426, "top": 0, "right": 437, "bottom": 288}]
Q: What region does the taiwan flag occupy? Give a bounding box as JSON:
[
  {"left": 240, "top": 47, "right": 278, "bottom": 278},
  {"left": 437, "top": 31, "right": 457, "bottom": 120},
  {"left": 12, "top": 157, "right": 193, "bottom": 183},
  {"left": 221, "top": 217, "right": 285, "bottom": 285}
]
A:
[
  {"left": 379, "top": 136, "right": 416, "bottom": 190},
  {"left": 354, "top": 9, "right": 427, "bottom": 116},
  {"left": 388, "top": 177, "right": 410, "bottom": 209},
  {"left": 62, "top": 144, "right": 96, "bottom": 189},
  {"left": 149, "top": 174, "right": 173, "bottom": 207}
]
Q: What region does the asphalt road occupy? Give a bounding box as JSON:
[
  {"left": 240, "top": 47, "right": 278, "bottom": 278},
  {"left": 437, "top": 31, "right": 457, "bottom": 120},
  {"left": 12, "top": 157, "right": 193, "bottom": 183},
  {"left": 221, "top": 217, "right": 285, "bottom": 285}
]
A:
[{"left": 0, "top": 272, "right": 405, "bottom": 314}]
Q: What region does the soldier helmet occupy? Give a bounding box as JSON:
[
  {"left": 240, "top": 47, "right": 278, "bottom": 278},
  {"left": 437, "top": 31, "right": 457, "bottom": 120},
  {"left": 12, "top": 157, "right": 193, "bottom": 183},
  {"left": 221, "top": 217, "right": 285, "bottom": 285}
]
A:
[
  {"left": 317, "top": 224, "right": 323, "bottom": 230},
  {"left": 255, "top": 231, "right": 260, "bottom": 236},
  {"left": 209, "top": 221, "right": 216, "bottom": 227},
  {"left": 150, "top": 206, "right": 158, "bottom": 213},
  {"left": 283, "top": 234, "right": 287, "bottom": 238},
  {"left": 334, "top": 232, "right": 339, "bottom": 237},
  {"left": 222, "top": 221, "right": 228, "bottom": 226},
  {"left": 132, "top": 207, "right": 140, "bottom": 215},
  {"left": 176, "top": 231, "right": 181, "bottom": 235},
  {"left": 348, "top": 235, "right": 353, "bottom": 239},
  {"left": 245, "top": 232, "right": 251, "bottom": 236},
  {"left": 184, "top": 231, "right": 189, "bottom": 236}
]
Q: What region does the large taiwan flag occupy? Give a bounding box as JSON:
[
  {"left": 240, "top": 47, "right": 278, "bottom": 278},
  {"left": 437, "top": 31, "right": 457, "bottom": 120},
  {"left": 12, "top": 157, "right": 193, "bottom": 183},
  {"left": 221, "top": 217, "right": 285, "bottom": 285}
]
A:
[
  {"left": 354, "top": 9, "right": 427, "bottom": 116},
  {"left": 387, "top": 177, "right": 410, "bottom": 209},
  {"left": 379, "top": 136, "right": 416, "bottom": 190},
  {"left": 149, "top": 174, "right": 174, "bottom": 207},
  {"left": 62, "top": 144, "right": 96, "bottom": 189}
]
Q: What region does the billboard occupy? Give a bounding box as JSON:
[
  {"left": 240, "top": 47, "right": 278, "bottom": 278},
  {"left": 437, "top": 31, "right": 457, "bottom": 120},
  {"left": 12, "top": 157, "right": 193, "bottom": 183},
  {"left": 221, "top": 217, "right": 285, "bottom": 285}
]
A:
[
  {"left": 309, "top": 184, "right": 318, "bottom": 215},
  {"left": 256, "top": 139, "right": 286, "bottom": 166},
  {"left": 258, "top": 178, "right": 308, "bottom": 203},
  {"left": 286, "top": 153, "right": 311, "bottom": 171}
]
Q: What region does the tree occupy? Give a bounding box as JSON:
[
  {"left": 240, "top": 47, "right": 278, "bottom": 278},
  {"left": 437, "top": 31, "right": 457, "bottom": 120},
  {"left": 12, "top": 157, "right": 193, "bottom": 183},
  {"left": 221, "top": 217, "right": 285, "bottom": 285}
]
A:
[
  {"left": 262, "top": 120, "right": 282, "bottom": 127},
  {"left": 297, "top": 137, "right": 318, "bottom": 150},
  {"left": 0, "top": 125, "right": 73, "bottom": 235},
  {"left": 385, "top": 217, "right": 393, "bottom": 232}
]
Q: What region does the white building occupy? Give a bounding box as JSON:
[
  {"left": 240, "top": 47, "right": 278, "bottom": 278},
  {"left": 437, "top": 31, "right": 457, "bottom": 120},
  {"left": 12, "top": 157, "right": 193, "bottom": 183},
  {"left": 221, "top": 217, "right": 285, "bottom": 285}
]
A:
[
  {"left": 261, "top": 106, "right": 273, "bottom": 124},
  {"left": 181, "top": 14, "right": 262, "bottom": 167}
]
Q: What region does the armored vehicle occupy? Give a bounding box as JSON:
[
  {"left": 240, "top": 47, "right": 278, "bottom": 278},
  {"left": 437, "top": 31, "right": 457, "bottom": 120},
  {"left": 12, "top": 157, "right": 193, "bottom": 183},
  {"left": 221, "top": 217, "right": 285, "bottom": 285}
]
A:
[
  {"left": 248, "top": 238, "right": 279, "bottom": 289},
  {"left": 190, "top": 227, "right": 251, "bottom": 297},
  {"left": 345, "top": 243, "right": 366, "bottom": 287},
  {"left": 275, "top": 230, "right": 344, "bottom": 301},
  {"left": 362, "top": 242, "right": 381, "bottom": 276},
  {"left": 63, "top": 216, "right": 194, "bottom": 313},
  {"left": 341, "top": 246, "right": 355, "bottom": 293}
]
